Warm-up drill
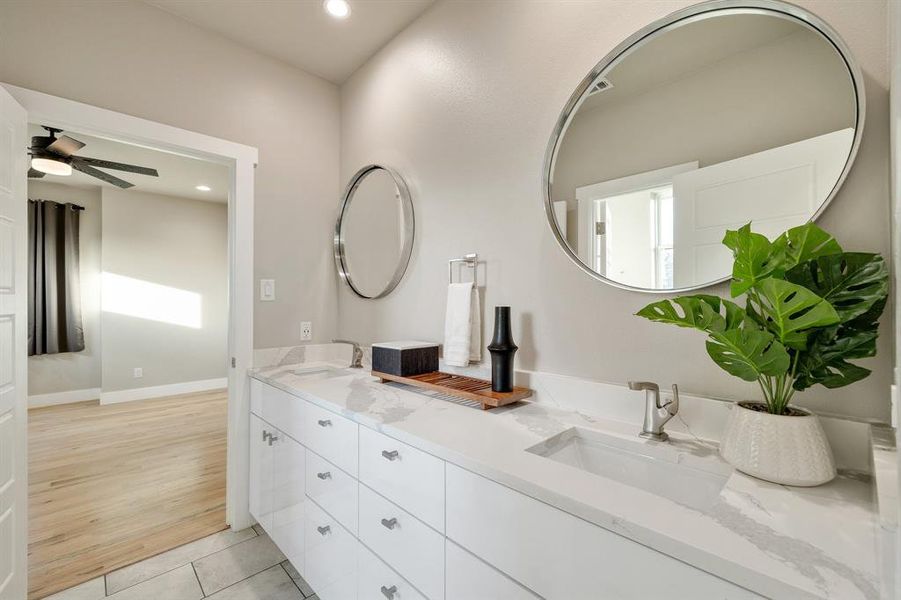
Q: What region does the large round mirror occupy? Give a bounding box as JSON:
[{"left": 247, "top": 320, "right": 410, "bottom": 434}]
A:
[
  {"left": 544, "top": 1, "right": 864, "bottom": 293},
  {"left": 335, "top": 165, "right": 414, "bottom": 299}
]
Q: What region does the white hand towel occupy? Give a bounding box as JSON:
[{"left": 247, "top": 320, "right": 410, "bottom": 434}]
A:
[{"left": 444, "top": 282, "right": 481, "bottom": 367}]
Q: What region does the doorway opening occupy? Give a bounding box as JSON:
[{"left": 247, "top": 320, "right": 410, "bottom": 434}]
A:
[{"left": 26, "top": 125, "right": 231, "bottom": 598}]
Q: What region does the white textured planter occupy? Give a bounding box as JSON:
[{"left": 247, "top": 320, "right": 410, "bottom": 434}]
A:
[{"left": 719, "top": 402, "right": 836, "bottom": 486}]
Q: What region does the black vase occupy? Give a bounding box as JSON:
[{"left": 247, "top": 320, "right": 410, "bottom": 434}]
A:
[{"left": 487, "top": 306, "right": 518, "bottom": 393}]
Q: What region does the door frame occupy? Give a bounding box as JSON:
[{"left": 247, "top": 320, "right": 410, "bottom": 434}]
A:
[{"left": 2, "top": 83, "right": 259, "bottom": 534}]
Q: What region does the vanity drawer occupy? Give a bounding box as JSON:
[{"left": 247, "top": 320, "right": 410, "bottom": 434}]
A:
[
  {"left": 446, "top": 540, "right": 538, "bottom": 600},
  {"left": 251, "top": 379, "right": 306, "bottom": 442},
  {"left": 359, "top": 485, "right": 444, "bottom": 600},
  {"left": 359, "top": 426, "right": 445, "bottom": 531},
  {"left": 305, "top": 449, "right": 358, "bottom": 534},
  {"left": 446, "top": 464, "right": 762, "bottom": 600},
  {"left": 303, "top": 401, "right": 358, "bottom": 476},
  {"left": 358, "top": 544, "right": 426, "bottom": 600},
  {"left": 304, "top": 498, "right": 358, "bottom": 593}
]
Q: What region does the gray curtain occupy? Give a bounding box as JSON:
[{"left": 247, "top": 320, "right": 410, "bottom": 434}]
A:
[{"left": 28, "top": 199, "right": 85, "bottom": 356}]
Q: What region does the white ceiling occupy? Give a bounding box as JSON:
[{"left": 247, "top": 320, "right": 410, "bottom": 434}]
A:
[
  {"left": 28, "top": 124, "right": 230, "bottom": 202},
  {"left": 144, "top": 0, "right": 436, "bottom": 84}
]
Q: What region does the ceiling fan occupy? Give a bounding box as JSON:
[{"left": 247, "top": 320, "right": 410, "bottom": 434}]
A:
[{"left": 28, "top": 126, "right": 159, "bottom": 189}]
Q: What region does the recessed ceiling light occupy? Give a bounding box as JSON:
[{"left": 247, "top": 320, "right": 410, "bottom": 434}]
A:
[
  {"left": 195, "top": 185, "right": 211, "bottom": 192},
  {"left": 324, "top": 0, "right": 350, "bottom": 19}
]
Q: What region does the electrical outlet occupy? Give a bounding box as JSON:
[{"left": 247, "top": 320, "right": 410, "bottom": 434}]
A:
[
  {"left": 300, "top": 321, "right": 313, "bottom": 341},
  {"left": 133, "top": 367, "right": 143, "bottom": 379}
]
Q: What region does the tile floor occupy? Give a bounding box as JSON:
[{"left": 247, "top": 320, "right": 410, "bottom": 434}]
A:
[{"left": 44, "top": 526, "right": 317, "bottom": 600}]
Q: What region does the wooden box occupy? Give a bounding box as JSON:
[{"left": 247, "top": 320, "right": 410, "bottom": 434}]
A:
[{"left": 371, "top": 341, "right": 439, "bottom": 377}]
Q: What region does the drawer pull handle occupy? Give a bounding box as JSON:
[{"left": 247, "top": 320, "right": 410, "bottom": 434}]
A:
[
  {"left": 381, "top": 450, "right": 399, "bottom": 461},
  {"left": 317, "top": 471, "right": 331, "bottom": 480},
  {"left": 380, "top": 517, "right": 398, "bottom": 530},
  {"left": 317, "top": 525, "right": 331, "bottom": 536},
  {"left": 380, "top": 585, "right": 398, "bottom": 599},
  {"left": 267, "top": 434, "right": 278, "bottom": 446},
  {"left": 318, "top": 419, "right": 332, "bottom": 427}
]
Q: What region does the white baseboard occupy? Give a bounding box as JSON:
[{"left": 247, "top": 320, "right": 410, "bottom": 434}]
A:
[
  {"left": 100, "top": 378, "right": 228, "bottom": 405},
  {"left": 29, "top": 387, "right": 102, "bottom": 408}
]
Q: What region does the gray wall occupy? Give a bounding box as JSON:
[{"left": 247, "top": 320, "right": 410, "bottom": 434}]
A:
[
  {"left": 101, "top": 189, "right": 227, "bottom": 392},
  {"left": 338, "top": 0, "right": 892, "bottom": 422},
  {"left": 26, "top": 182, "right": 102, "bottom": 396},
  {"left": 0, "top": 0, "right": 341, "bottom": 348}
]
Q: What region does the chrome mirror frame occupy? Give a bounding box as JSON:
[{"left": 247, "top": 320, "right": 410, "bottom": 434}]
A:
[
  {"left": 334, "top": 164, "right": 415, "bottom": 299},
  {"left": 542, "top": 0, "right": 866, "bottom": 294}
]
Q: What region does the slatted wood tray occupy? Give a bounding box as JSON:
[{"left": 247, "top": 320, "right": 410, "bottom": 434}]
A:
[{"left": 372, "top": 370, "right": 532, "bottom": 410}]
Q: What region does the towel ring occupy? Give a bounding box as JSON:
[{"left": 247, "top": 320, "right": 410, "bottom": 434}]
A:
[{"left": 448, "top": 253, "right": 478, "bottom": 283}]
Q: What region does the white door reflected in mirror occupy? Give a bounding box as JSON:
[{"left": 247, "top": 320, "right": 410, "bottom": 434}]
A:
[{"left": 546, "top": 8, "right": 863, "bottom": 292}]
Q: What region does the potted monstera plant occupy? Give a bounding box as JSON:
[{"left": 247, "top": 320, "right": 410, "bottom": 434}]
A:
[{"left": 637, "top": 222, "right": 888, "bottom": 486}]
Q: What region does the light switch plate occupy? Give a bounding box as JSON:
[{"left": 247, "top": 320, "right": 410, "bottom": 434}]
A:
[
  {"left": 300, "top": 321, "right": 312, "bottom": 341},
  {"left": 133, "top": 367, "right": 143, "bottom": 379},
  {"left": 260, "top": 279, "right": 276, "bottom": 302}
]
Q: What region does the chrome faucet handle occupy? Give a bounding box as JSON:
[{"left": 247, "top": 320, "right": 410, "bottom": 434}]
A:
[
  {"left": 332, "top": 338, "right": 364, "bottom": 368},
  {"left": 663, "top": 384, "right": 680, "bottom": 415}
]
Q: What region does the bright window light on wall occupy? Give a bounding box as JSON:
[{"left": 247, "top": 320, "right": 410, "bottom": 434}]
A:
[
  {"left": 324, "top": 0, "right": 350, "bottom": 19},
  {"left": 102, "top": 272, "right": 202, "bottom": 329}
]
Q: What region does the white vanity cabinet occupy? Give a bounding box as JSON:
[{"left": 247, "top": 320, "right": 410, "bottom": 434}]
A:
[
  {"left": 248, "top": 413, "right": 275, "bottom": 532},
  {"left": 249, "top": 377, "right": 763, "bottom": 600}
]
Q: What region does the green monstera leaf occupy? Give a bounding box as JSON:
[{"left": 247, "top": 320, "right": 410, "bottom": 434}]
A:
[
  {"left": 786, "top": 252, "right": 888, "bottom": 324},
  {"left": 722, "top": 224, "right": 784, "bottom": 297},
  {"left": 636, "top": 295, "right": 744, "bottom": 333},
  {"left": 752, "top": 278, "right": 840, "bottom": 349},
  {"left": 794, "top": 323, "right": 878, "bottom": 390},
  {"left": 772, "top": 223, "right": 843, "bottom": 271},
  {"left": 705, "top": 326, "right": 790, "bottom": 382}
]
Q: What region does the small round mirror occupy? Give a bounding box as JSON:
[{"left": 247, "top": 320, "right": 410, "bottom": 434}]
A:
[
  {"left": 544, "top": 1, "right": 864, "bottom": 293},
  {"left": 334, "top": 165, "right": 414, "bottom": 299}
]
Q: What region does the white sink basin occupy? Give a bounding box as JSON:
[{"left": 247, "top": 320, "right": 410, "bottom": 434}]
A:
[
  {"left": 526, "top": 427, "right": 731, "bottom": 511},
  {"left": 292, "top": 365, "right": 348, "bottom": 380}
]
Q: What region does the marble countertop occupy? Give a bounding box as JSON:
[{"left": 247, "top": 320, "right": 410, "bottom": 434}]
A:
[{"left": 250, "top": 362, "right": 881, "bottom": 600}]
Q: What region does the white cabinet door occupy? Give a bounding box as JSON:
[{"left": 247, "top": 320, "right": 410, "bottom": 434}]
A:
[
  {"left": 446, "top": 464, "right": 762, "bottom": 600},
  {"left": 248, "top": 414, "right": 274, "bottom": 532},
  {"left": 446, "top": 540, "right": 538, "bottom": 600},
  {"left": 0, "top": 85, "right": 28, "bottom": 600},
  {"left": 270, "top": 430, "right": 305, "bottom": 568}
]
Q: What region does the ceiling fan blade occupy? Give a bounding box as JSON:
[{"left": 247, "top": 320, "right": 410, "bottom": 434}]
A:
[
  {"left": 46, "top": 135, "right": 86, "bottom": 157},
  {"left": 27, "top": 167, "right": 46, "bottom": 178},
  {"left": 75, "top": 156, "right": 159, "bottom": 177},
  {"left": 72, "top": 162, "right": 134, "bottom": 189}
]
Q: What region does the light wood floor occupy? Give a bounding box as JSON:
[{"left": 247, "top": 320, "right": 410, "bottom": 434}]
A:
[{"left": 27, "top": 389, "right": 228, "bottom": 599}]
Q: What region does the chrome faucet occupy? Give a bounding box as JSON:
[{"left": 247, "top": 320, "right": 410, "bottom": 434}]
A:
[
  {"left": 332, "top": 339, "right": 364, "bottom": 368},
  {"left": 628, "top": 381, "right": 680, "bottom": 441}
]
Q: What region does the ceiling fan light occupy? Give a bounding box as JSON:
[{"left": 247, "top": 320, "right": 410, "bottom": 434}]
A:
[{"left": 31, "top": 157, "right": 72, "bottom": 176}]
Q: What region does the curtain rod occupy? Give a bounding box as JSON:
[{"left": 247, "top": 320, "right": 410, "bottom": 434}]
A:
[{"left": 28, "top": 198, "right": 86, "bottom": 211}]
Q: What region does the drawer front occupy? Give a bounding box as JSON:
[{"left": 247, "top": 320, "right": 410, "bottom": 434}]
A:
[
  {"left": 359, "top": 485, "right": 444, "bottom": 600},
  {"left": 358, "top": 544, "right": 426, "bottom": 600},
  {"left": 359, "top": 426, "right": 445, "bottom": 532},
  {"left": 304, "top": 499, "right": 358, "bottom": 592},
  {"left": 446, "top": 540, "right": 538, "bottom": 600},
  {"left": 306, "top": 449, "right": 358, "bottom": 534},
  {"left": 446, "top": 464, "right": 762, "bottom": 600},
  {"left": 251, "top": 379, "right": 306, "bottom": 442},
  {"left": 303, "top": 402, "right": 358, "bottom": 476}
]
